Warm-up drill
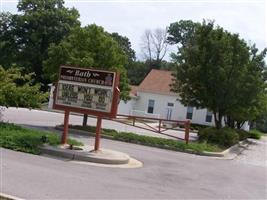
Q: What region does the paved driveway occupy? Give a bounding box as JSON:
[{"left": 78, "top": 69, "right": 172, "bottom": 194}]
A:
[
  {"left": 234, "top": 136, "right": 267, "bottom": 167},
  {"left": 1, "top": 107, "right": 267, "bottom": 199},
  {"left": 1, "top": 133, "right": 267, "bottom": 199}
]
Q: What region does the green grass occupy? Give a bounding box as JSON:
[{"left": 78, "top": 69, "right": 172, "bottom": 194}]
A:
[
  {"left": 68, "top": 125, "right": 222, "bottom": 153},
  {"left": 0, "top": 122, "right": 83, "bottom": 154}
]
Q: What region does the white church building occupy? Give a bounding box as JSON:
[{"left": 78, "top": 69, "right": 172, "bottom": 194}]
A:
[{"left": 118, "top": 69, "right": 214, "bottom": 126}]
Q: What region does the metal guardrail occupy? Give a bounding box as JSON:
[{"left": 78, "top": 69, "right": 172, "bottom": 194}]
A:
[
  {"left": 116, "top": 114, "right": 191, "bottom": 144},
  {"left": 130, "top": 109, "right": 160, "bottom": 119}
]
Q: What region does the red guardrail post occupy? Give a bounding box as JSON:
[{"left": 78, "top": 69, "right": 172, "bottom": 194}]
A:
[
  {"left": 61, "top": 110, "right": 70, "bottom": 144},
  {"left": 158, "top": 119, "right": 162, "bottom": 133},
  {"left": 185, "top": 120, "right": 190, "bottom": 144},
  {"left": 133, "top": 116, "right": 136, "bottom": 126},
  {"left": 94, "top": 116, "right": 102, "bottom": 151}
]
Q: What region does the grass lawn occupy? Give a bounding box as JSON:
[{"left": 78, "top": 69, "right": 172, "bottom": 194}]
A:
[
  {"left": 67, "top": 125, "right": 222, "bottom": 153},
  {"left": 0, "top": 122, "right": 83, "bottom": 154}
]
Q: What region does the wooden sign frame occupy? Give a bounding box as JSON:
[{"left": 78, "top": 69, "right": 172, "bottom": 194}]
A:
[
  {"left": 53, "top": 65, "right": 120, "bottom": 118},
  {"left": 53, "top": 65, "right": 120, "bottom": 151}
]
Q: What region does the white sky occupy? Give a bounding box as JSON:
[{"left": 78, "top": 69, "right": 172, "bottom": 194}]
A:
[{"left": 1, "top": 0, "right": 266, "bottom": 60}]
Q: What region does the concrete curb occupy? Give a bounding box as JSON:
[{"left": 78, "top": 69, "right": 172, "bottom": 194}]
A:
[
  {"left": 55, "top": 126, "right": 250, "bottom": 158},
  {"left": 201, "top": 140, "right": 250, "bottom": 158},
  {"left": 0, "top": 193, "right": 25, "bottom": 200},
  {"left": 55, "top": 126, "right": 114, "bottom": 139},
  {"left": 40, "top": 145, "right": 130, "bottom": 165}
]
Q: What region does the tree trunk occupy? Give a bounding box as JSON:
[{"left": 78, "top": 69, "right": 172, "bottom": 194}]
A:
[
  {"left": 214, "top": 112, "right": 223, "bottom": 129},
  {"left": 224, "top": 116, "right": 228, "bottom": 127},
  {"left": 229, "top": 117, "right": 235, "bottom": 129},
  {"left": 236, "top": 121, "right": 245, "bottom": 129},
  {"left": 225, "top": 115, "right": 235, "bottom": 128},
  {"left": 225, "top": 115, "right": 230, "bottom": 127},
  {"left": 82, "top": 114, "right": 88, "bottom": 127},
  {"left": 250, "top": 121, "right": 256, "bottom": 129},
  {"left": 236, "top": 121, "right": 241, "bottom": 129}
]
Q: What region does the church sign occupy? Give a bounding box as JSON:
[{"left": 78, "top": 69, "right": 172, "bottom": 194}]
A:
[{"left": 53, "top": 66, "right": 120, "bottom": 118}]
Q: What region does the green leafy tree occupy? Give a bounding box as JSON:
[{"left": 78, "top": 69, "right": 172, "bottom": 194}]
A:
[
  {"left": 126, "top": 60, "right": 175, "bottom": 86},
  {"left": 167, "top": 20, "right": 200, "bottom": 64},
  {"left": 110, "top": 32, "right": 147, "bottom": 85},
  {"left": 255, "top": 112, "right": 267, "bottom": 132},
  {"left": 44, "top": 24, "right": 130, "bottom": 99},
  {"left": 160, "top": 60, "right": 177, "bottom": 71},
  {"left": 0, "top": 0, "right": 80, "bottom": 87},
  {"left": 43, "top": 25, "right": 130, "bottom": 125},
  {"left": 0, "top": 12, "right": 17, "bottom": 68},
  {"left": 167, "top": 20, "right": 200, "bottom": 46},
  {"left": 110, "top": 32, "right": 136, "bottom": 63},
  {"left": 170, "top": 20, "right": 267, "bottom": 129},
  {"left": 127, "top": 61, "right": 150, "bottom": 85},
  {"left": 225, "top": 45, "right": 267, "bottom": 128},
  {"left": 0, "top": 66, "right": 47, "bottom": 110}
]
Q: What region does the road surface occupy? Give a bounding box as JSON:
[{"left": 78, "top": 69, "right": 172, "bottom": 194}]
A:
[{"left": 1, "top": 107, "right": 266, "bottom": 199}]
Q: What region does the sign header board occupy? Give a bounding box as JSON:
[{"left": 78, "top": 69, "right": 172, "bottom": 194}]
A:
[
  {"left": 53, "top": 66, "right": 120, "bottom": 118},
  {"left": 59, "top": 67, "right": 115, "bottom": 87}
]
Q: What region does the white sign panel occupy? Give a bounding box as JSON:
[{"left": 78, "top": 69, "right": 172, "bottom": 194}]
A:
[{"left": 54, "top": 66, "right": 116, "bottom": 113}]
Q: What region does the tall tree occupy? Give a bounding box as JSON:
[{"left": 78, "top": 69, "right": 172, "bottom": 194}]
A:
[
  {"left": 141, "top": 28, "right": 169, "bottom": 69},
  {"left": 167, "top": 20, "right": 200, "bottom": 46},
  {"left": 110, "top": 32, "right": 136, "bottom": 63},
  {"left": 0, "top": 12, "right": 17, "bottom": 68},
  {"left": 0, "top": 0, "right": 80, "bottom": 87},
  {"left": 126, "top": 61, "right": 150, "bottom": 85},
  {"left": 170, "top": 20, "right": 267, "bottom": 129},
  {"left": 43, "top": 24, "right": 130, "bottom": 126},
  {"left": 43, "top": 25, "right": 129, "bottom": 100},
  {"left": 167, "top": 20, "right": 200, "bottom": 63},
  {"left": 110, "top": 32, "right": 140, "bottom": 85},
  {"left": 225, "top": 45, "right": 267, "bottom": 128},
  {"left": 255, "top": 112, "right": 267, "bottom": 132}
]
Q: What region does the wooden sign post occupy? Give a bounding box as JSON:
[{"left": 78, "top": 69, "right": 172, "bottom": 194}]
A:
[
  {"left": 53, "top": 66, "right": 120, "bottom": 151},
  {"left": 94, "top": 116, "right": 102, "bottom": 151},
  {"left": 61, "top": 110, "right": 70, "bottom": 144}
]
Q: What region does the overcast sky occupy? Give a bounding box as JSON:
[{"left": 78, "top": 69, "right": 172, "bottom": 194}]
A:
[{"left": 1, "top": 0, "right": 266, "bottom": 60}]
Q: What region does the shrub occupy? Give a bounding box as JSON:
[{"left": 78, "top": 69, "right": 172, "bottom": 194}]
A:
[
  {"left": 190, "top": 123, "right": 210, "bottom": 131},
  {"left": 0, "top": 122, "right": 83, "bottom": 154},
  {"left": 198, "top": 127, "right": 239, "bottom": 147},
  {"left": 235, "top": 129, "right": 249, "bottom": 141},
  {"left": 248, "top": 129, "right": 261, "bottom": 139}
]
